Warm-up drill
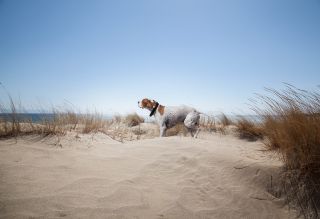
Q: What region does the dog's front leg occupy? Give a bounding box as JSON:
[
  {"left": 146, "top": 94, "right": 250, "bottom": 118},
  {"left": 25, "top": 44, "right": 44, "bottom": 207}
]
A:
[{"left": 159, "top": 125, "right": 167, "bottom": 137}]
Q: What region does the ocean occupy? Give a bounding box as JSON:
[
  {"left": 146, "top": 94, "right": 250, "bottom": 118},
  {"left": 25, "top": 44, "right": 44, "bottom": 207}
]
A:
[{"left": 0, "top": 113, "right": 56, "bottom": 123}]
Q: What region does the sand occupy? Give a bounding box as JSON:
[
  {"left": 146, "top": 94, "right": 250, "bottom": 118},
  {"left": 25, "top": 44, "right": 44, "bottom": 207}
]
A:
[{"left": 0, "top": 130, "right": 299, "bottom": 218}]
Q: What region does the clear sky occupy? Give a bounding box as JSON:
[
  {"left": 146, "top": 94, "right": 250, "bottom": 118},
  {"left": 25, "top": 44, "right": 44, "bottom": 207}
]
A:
[{"left": 1, "top": 0, "right": 319, "bottom": 115}]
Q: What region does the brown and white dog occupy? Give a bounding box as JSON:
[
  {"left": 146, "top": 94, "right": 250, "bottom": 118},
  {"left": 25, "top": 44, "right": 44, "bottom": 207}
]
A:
[{"left": 138, "top": 98, "right": 201, "bottom": 138}]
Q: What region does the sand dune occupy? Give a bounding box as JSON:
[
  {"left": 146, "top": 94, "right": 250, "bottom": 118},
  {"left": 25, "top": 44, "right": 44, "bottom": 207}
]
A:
[{"left": 0, "top": 132, "right": 299, "bottom": 218}]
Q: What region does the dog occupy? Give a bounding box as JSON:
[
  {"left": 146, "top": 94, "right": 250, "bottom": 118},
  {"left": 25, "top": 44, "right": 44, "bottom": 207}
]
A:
[{"left": 138, "top": 98, "right": 201, "bottom": 138}]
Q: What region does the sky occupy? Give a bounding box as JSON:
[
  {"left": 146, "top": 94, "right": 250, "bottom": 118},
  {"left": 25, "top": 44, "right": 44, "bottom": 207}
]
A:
[{"left": 0, "top": 0, "right": 320, "bottom": 115}]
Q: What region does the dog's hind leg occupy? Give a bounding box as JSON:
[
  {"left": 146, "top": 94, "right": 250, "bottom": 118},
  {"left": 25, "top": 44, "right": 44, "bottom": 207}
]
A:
[
  {"left": 185, "top": 111, "right": 201, "bottom": 138},
  {"left": 187, "top": 128, "right": 195, "bottom": 137},
  {"left": 194, "top": 127, "right": 201, "bottom": 138}
]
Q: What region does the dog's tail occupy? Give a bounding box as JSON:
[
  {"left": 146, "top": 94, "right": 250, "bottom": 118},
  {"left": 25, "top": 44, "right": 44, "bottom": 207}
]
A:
[
  {"left": 197, "top": 111, "right": 214, "bottom": 118},
  {"left": 196, "top": 111, "right": 216, "bottom": 123}
]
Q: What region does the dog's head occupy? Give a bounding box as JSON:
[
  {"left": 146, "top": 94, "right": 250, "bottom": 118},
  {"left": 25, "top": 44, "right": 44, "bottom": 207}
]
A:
[{"left": 138, "top": 98, "right": 158, "bottom": 110}]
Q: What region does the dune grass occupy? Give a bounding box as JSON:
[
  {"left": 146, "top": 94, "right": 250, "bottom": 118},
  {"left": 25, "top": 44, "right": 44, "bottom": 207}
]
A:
[
  {"left": 81, "top": 112, "right": 108, "bottom": 134},
  {"left": 0, "top": 95, "right": 22, "bottom": 138},
  {"left": 0, "top": 94, "right": 109, "bottom": 138},
  {"left": 234, "top": 117, "right": 264, "bottom": 141},
  {"left": 199, "top": 116, "right": 217, "bottom": 132},
  {"left": 124, "top": 113, "right": 144, "bottom": 127},
  {"left": 198, "top": 114, "right": 233, "bottom": 135},
  {"left": 0, "top": 94, "right": 155, "bottom": 142},
  {"left": 166, "top": 123, "right": 189, "bottom": 136},
  {"left": 251, "top": 84, "right": 320, "bottom": 218},
  {"left": 219, "top": 113, "right": 232, "bottom": 127}
]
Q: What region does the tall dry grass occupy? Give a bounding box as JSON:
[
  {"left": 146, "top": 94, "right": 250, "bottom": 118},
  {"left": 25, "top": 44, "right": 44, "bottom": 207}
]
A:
[
  {"left": 234, "top": 117, "right": 263, "bottom": 141},
  {"left": 217, "top": 113, "right": 233, "bottom": 134},
  {"left": 0, "top": 97, "right": 150, "bottom": 142},
  {"left": 166, "top": 124, "right": 189, "bottom": 136},
  {"left": 0, "top": 95, "right": 22, "bottom": 138},
  {"left": 219, "top": 113, "right": 232, "bottom": 126},
  {"left": 0, "top": 95, "right": 108, "bottom": 138},
  {"left": 252, "top": 84, "right": 320, "bottom": 218},
  {"left": 199, "top": 116, "right": 216, "bottom": 132},
  {"left": 81, "top": 112, "right": 107, "bottom": 134},
  {"left": 124, "top": 113, "right": 144, "bottom": 127},
  {"left": 199, "top": 114, "right": 232, "bottom": 134}
]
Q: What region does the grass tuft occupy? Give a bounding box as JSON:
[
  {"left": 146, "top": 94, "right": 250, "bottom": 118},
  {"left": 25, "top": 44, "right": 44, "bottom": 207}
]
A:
[
  {"left": 166, "top": 124, "right": 189, "bottom": 136},
  {"left": 219, "top": 113, "right": 232, "bottom": 126},
  {"left": 234, "top": 117, "right": 263, "bottom": 141},
  {"left": 199, "top": 116, "right": 216, "bottom": 132},
  {"left": 124, "top": 113, "right": 144, "bottom": 127},
  {"left": 0, "top": 95, "right": 21, "bottom": 138},
  {"left": 81, "top": 112, "right": 107, "bottom": 134},
  {"left": 252, "top": 84, "right": 320, "bottom": 217}
]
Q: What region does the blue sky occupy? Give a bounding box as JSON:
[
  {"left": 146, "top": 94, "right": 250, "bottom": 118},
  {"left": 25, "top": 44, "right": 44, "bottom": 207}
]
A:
[{"left": 1, "top": 0, "right": 319, "bottom": 115}]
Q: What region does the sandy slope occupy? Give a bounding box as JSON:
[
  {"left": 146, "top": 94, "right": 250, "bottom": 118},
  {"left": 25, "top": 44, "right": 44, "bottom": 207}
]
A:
[{"left": 0, "top": 132, "right": 298, "bottom": 219}]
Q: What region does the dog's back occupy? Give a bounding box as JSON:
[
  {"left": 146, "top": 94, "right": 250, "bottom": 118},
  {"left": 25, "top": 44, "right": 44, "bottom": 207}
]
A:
[{"left": 159, "top": 105, "right": 197, "bottom": 128}]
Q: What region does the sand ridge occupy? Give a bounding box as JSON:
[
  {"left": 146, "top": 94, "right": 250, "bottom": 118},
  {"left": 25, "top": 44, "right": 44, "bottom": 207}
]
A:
[{"left": 0, "top": 132, "right": 298, "bottom": 218}]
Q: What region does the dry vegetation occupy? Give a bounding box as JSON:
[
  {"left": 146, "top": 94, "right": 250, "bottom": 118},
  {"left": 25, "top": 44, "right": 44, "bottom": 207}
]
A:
[
  {"left": 231, "top": 85, "right": 320, "bottom": 218},
  {"left": 250, "top": 85, "right": 320, "bottom": 218},
  {"left": 0, "top": 95, "right": 157, "bottom": 142},
  {"left": 166, "top": 123, "right": 189, "bottom": 136},
  {"left": 0, "top": 95, "right": 22, "bottom": 138},
  {"left": 124, "top": 113, "right": 144, "bottom": 127},
  {"left": 195, "top": 85, "right": 320, "bottom": 217},
  {"left": 0, "top": 111, "right": 108, "bottom": 138},
  {"left": 199, "top": 115, "right": 217, "bottom": 132},
  {"left": 197, "top": 113, "right": 236, "bottom": 135},
  {"left": 81, "top": 112, "right": 107, "bottom": 134},
  {"left": 0, "top": 94, "right": 118, "bottom": 139},
  {"left": 234, "top": 117, "right": 264, "bottom": 141},
  {"left": 219, "top": 113, "right": 232, "bottom": 127}
]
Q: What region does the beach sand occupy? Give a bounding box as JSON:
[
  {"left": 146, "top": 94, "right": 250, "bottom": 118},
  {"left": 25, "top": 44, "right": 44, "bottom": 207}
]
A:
[{"left": 0, "top": 130, "right": 298, "bottom": 218}]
